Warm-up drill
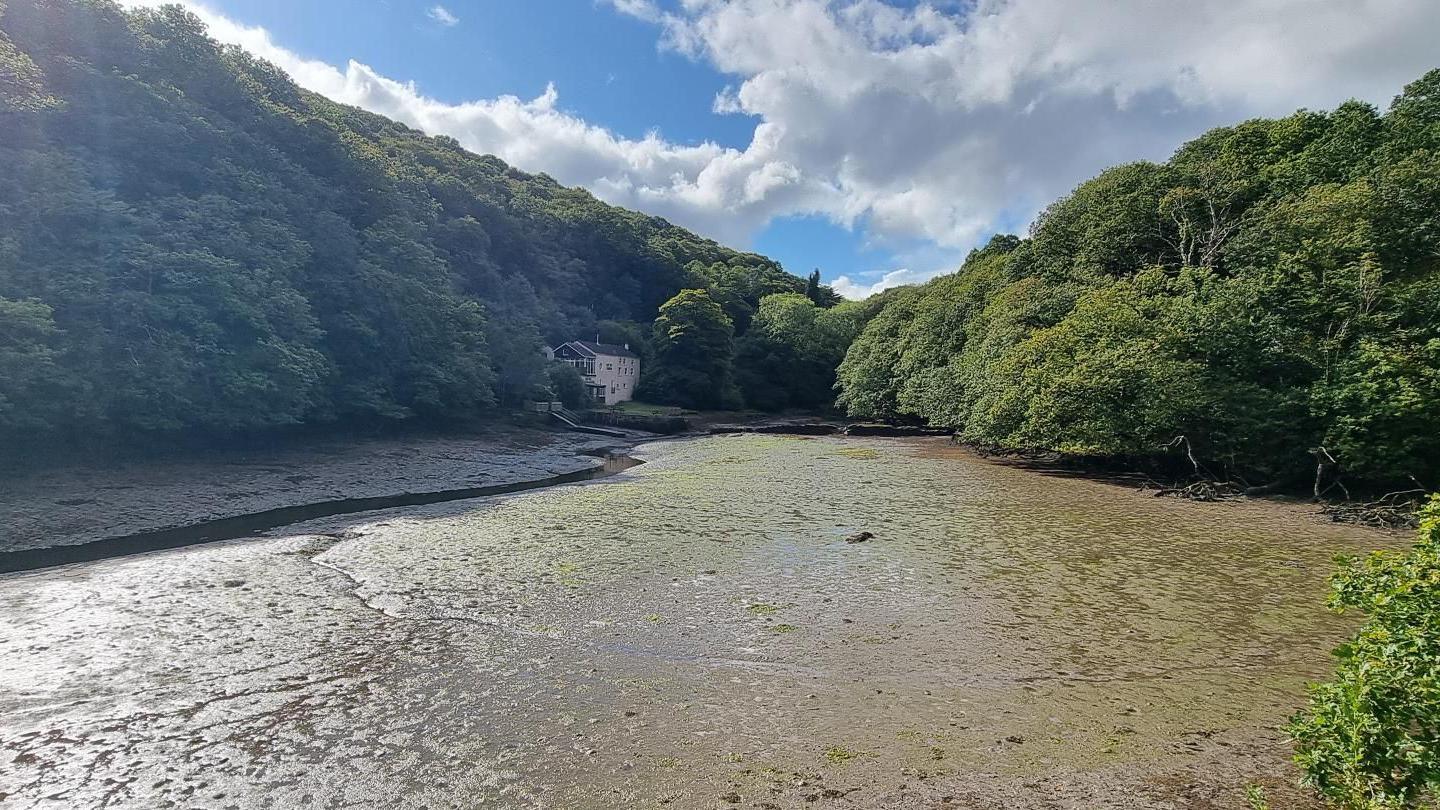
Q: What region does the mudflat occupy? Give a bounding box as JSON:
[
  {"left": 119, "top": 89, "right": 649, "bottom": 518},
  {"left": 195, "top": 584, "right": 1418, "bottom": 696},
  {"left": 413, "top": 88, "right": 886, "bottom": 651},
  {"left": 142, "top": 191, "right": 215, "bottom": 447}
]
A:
[
  {"left": 0, "top": 435, "right": 1397, "bottom": 808},
  {"left": 0, "top": 429, "right": 618, "bottom": 555}
]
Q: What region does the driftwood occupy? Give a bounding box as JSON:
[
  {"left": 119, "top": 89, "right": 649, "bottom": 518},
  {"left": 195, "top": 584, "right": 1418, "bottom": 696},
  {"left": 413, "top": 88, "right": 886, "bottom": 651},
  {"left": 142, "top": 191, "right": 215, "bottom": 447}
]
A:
[
  {"left": 1144, "top": 436, "right": 1246, "bottom": 501},
  {"left": 1321, "top": 489, "right": 1425, "bottom": 530},
  {"left": 1148, "top": 479, "right": 1244, "bottom": 502}
]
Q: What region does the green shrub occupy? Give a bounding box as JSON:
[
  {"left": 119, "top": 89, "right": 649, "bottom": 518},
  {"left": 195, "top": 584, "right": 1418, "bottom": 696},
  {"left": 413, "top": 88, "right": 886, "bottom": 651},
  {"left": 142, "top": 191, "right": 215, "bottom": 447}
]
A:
[{"left": 1290, "top": 495, "right": 1440, "bottom": 808}]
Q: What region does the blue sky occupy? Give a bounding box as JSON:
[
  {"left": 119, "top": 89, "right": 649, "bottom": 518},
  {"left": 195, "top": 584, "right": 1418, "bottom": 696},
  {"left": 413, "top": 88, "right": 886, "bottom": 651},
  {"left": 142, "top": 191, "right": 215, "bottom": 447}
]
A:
[
  {"left": 139, "top": 0, "right": 1440, "bottom": 298},
  {"left": 199, "top": 1, "right": 754, "bottom": 147},
  {"left": 189, "top": 0, "right": 895, "bottom": 286}
]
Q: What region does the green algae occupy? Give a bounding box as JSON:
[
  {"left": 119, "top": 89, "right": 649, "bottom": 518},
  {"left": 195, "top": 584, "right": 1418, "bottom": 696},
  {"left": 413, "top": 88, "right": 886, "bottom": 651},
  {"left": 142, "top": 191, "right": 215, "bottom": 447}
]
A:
[{"left": 552, "top": 559, "right": 583, "bottom": 588}]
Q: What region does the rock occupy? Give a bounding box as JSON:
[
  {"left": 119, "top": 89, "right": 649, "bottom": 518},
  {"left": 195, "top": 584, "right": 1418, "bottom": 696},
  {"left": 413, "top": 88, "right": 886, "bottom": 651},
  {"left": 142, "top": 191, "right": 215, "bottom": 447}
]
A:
[{"left": 844, "top": 531, "right": 875, "bottom": 544}]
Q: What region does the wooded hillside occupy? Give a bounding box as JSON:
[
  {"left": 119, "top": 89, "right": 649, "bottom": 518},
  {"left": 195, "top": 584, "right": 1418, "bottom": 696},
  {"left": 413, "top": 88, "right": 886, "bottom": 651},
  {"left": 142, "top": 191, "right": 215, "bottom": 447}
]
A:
[
  {"left": 836, "top": 73, "right": 1440, "bottom": 490},
  {"left": 0, "top": 0, "right": 814, "bottom": 441}
]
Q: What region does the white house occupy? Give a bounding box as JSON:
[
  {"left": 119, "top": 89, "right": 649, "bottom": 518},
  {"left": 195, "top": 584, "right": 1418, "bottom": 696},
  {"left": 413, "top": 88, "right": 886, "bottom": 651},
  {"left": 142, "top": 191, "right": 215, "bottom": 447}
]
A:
[{"left": 546, "top": 340, "right": 640, "bottom": 406}]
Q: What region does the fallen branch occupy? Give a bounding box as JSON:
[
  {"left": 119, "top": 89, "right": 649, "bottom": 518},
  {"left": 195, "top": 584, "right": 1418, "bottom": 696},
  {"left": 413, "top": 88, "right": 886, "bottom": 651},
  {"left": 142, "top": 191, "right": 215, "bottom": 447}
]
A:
[
  {"left": 1321, "top": 489, "right": 1425, "bottom": 530},
  {"left": 1149, "top": 479, "right": 1244, "bottom": 502}
]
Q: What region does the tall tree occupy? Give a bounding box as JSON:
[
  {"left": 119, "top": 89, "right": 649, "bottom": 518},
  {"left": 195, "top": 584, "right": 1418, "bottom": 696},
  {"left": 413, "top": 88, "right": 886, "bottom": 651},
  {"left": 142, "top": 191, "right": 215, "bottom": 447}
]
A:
[
  {"left": 736, "top": 293, "right": 863, "bottom": 411},
  {"left": 805, "top": 269, "right": 823, "bottom": 305},
  {"left": 642, "top": 289, "right": 740, "bottom": 409}
]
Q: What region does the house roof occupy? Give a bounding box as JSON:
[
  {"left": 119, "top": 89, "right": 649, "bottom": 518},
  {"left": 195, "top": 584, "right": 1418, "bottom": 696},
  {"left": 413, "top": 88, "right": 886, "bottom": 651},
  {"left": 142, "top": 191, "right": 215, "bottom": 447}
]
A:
[{"left": 562, "top": 340, "right": 638, "bottom": 359}]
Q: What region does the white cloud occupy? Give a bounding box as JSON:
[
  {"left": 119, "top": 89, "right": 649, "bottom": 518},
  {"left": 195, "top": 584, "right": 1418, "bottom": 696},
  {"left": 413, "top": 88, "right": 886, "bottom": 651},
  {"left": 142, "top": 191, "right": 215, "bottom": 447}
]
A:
[
  {"left": 125, "top": 0, "right": 1440, "bottom": 294},
  {"left": 606, "top": 0, "right": 662, "bottom": 23},
  {"left": 427, "top": 5, "right": 459, "bottom": 27},
  {"left": 831, "top": 268, "right": 932, "bottom": 300}
]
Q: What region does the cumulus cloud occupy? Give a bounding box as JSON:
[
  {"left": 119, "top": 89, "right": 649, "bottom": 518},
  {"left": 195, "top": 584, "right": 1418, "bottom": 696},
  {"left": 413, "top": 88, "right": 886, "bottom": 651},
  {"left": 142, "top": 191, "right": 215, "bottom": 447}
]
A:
[
  {"left": 427, "top": 6, "right": 460, "bottom": 27},
  {"left": 642, "top": 0, "right": 1440, "bottom": 246},
  {"left": 830, "top": 268, "right": 933, "bottom": 300},
  {"left": 122, "top": 0, "right": 819, "bottom": 245},
  {"left": 124, "top": 0, "right": 1440, "bottom": 293}
]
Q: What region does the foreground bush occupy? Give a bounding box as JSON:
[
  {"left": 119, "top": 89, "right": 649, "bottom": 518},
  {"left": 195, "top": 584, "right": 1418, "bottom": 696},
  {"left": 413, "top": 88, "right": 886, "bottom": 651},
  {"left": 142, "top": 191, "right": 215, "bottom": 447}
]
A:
[{"left": 1290, "top": 495, "right": 1440, "bottom": 808}]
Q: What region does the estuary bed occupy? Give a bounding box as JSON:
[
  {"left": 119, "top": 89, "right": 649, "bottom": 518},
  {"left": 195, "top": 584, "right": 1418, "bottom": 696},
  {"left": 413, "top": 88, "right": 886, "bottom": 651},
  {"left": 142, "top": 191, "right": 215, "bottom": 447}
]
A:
[{"left": 0, "top": 434, "right": 1394, "bottom": 809}]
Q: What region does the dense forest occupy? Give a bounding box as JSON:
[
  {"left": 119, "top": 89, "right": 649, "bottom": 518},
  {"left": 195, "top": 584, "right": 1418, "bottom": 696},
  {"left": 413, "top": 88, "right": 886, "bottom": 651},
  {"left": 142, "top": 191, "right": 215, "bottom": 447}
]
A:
[
  {"left": 836, "top": 73, "right": 1440, "bottom": 491},
  {"left": 3, "top": 0, "right": 1438, "bottom": 495},
  {"left": 0, "top": 0, "right": 832, "bottom": 445}
]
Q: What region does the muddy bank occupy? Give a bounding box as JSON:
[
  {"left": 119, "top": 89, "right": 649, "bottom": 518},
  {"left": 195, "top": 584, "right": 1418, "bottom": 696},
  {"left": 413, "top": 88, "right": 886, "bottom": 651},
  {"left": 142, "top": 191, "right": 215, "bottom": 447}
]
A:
[
  {"left": 708, "top": 421, "right": 955, "bottom": 438},
  {"left": 0, "top": 429, "right": 629, "bottom": 557},
  {"left": 0, "top": 434, "right": 1396, "bottom": 809}
]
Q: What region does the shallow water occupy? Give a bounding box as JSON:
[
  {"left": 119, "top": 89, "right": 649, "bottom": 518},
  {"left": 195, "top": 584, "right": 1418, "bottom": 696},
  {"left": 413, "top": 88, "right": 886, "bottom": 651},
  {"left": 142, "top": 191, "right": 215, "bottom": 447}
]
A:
[{"left": 0, "top": 435, "right": 1395, "bottom": 808}]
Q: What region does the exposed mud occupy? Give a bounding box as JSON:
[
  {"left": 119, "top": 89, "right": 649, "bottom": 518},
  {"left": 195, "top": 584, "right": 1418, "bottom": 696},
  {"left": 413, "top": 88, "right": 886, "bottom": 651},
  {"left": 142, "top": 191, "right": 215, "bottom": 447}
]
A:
[
  {"left": 0, "top": 435, "right": 1400, "bottom": 809},
  {"left": 0, "top": 429, "right": 620, "bottom": 555},
  {"left": 0, "top": 452, "right": 641, "bottom": 574}
]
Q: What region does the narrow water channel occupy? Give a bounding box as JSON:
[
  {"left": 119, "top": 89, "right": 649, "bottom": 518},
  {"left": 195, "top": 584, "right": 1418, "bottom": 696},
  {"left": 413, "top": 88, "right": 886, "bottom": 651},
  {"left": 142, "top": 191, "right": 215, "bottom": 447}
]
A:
[{"left": 0, "top": 435, "right": 1391, "bottom": 809}]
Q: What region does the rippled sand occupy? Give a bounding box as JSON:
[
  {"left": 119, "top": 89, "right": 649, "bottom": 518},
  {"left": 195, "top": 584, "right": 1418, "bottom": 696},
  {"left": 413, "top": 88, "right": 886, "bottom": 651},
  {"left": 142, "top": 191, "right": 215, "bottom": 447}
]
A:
[{"left": 0, "top": 435, "right": 1394, "bottom": 808}]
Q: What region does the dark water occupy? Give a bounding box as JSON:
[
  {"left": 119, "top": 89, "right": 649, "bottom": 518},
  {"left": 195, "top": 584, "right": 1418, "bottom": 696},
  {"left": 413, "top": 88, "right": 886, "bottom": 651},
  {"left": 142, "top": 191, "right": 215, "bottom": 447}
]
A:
[{"left": 0, "top": 435, "right": 1393, "bottom": 808}]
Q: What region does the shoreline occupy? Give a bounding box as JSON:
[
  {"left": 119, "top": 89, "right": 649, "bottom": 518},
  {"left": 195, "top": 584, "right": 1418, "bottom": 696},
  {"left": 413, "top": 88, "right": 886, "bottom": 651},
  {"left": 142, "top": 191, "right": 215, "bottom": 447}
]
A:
[
  {"left": 1, "top": 420, "right": 1403, "bottom": 574},
  {"left": 0, "top": 449, "right": 642, "bottom": 574},
  {"left": 0, "top": 427, "right": 639, "bottom": 566}
]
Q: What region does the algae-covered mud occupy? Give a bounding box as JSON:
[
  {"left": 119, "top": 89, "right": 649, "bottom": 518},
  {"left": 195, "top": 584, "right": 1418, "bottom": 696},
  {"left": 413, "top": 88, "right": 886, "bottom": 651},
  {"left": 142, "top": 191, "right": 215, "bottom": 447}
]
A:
[{"left": 0, "top": 435, "right": 1393, "bottom": 808}]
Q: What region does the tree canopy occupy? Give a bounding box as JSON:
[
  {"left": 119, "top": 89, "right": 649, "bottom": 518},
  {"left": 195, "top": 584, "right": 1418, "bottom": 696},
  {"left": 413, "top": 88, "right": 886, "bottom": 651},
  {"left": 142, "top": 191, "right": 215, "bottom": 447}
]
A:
[
  {"left": 736, "top": 293, "right": 864, "bottom": 411},
  {"left": 836, "top": 74, "right": 1440, "bottom": 490},
  {"left": 641, "top": 289, "right": 740, "bottom": 410},
  {"left": 0, "top": 0, "right": 825, "bottom": 443}
]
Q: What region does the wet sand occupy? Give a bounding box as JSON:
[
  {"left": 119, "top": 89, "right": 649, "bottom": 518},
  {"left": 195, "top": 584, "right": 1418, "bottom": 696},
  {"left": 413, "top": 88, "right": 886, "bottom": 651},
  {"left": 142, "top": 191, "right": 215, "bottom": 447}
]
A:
[
  {"left": 0, "top": 435, "right": 1400, "bottom": 808},
  {"left": 0, "top": 429, "right": 623, "bottom": 555}
]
